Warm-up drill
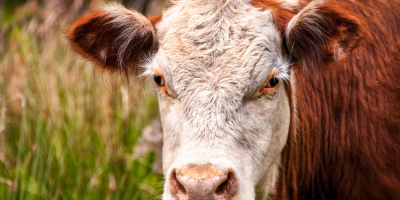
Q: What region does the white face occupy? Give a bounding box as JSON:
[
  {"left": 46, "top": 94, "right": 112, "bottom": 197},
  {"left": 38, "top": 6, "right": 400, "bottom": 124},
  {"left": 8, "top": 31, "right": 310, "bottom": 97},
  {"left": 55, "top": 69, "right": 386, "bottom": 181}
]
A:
[{"left": 147, "top": 0, "right": 291, "bottom": 199}]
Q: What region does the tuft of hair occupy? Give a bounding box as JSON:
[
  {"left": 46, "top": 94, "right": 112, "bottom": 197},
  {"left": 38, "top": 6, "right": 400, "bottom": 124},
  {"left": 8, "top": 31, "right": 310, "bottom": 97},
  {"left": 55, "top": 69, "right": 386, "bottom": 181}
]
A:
[
  {"left": 67, "top": 4, "right": 157, "bottom": 77},
  {"left": 285, "top": 1, "right": 365, "bottom": 70}
]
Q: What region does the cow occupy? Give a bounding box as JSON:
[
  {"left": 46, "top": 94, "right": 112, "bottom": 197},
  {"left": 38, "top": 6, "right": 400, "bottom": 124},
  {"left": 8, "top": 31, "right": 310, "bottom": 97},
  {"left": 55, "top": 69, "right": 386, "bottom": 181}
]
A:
[{"left": 66, "top": 0, "right": 400, "bottom": 199}]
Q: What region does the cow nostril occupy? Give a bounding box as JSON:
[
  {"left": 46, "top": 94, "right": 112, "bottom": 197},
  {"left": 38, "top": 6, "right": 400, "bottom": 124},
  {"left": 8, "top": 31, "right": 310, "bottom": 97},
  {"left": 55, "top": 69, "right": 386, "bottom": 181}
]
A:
[
  {"left": 170, "top": 170, "right": 187, "bottom": 195},
  {"left": 215, "top": 171, "right": 238, "bottom": 197}
]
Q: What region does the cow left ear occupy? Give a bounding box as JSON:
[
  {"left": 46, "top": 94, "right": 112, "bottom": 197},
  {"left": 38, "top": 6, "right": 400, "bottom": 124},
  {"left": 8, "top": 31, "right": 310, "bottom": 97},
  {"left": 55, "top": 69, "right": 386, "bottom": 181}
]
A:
[
  {"left": 67, "top": 4, "right": 162, "bottom": 76},
  {"left": 284, "top": 1, "right": 365, "bottom": 69}
]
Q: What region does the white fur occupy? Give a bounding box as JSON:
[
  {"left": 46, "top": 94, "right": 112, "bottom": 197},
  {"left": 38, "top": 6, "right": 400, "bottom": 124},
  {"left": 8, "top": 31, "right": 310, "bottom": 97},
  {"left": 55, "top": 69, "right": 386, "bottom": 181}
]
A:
[{"left": 146, "top": 0, "right": 291, "bottom": 199}]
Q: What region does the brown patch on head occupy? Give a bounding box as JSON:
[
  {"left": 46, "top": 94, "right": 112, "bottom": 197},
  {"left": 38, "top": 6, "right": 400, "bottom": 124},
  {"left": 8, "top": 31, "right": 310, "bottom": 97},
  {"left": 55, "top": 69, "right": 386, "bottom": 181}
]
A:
[
  {"left": 250, "top": 0, "right": 307, "bottom": 34},
  {"left": 250, "top": 0, "right": 304, "bottom": 62},
  {"left": 147, "top": 14, "right": 162, "bottom": 26}
]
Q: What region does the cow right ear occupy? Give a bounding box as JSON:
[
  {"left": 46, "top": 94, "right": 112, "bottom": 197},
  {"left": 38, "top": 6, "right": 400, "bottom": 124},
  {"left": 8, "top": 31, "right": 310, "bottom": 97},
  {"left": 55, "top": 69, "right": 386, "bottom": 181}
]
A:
[
  {"left": 284, "top": 1, "right": 365, "bottom": 70},
  {"left": 67, "top": 4, "right": 161, "bottom": 75}
]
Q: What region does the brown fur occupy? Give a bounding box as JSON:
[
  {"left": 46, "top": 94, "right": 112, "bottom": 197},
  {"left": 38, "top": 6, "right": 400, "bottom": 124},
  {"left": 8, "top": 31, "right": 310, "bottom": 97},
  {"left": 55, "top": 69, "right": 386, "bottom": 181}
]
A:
[
  {"left": 148, "top": 14, "right": 163, "bottom": 26},
  {"left": 252, "top": 0, "right": 295, "bottom": 33},
  {"left": 252, "top": 0, "right": 400, "bottom": 199}
]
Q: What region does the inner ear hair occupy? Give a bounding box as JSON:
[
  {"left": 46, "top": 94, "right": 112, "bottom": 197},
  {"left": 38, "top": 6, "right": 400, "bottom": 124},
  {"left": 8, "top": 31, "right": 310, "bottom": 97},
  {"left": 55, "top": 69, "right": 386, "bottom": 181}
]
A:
[
  {"left": 284, "top": 1, "right": 365, "bottom": 70},
  {"left": 67, "top": 4, "right": 157, "bottom": 76}
]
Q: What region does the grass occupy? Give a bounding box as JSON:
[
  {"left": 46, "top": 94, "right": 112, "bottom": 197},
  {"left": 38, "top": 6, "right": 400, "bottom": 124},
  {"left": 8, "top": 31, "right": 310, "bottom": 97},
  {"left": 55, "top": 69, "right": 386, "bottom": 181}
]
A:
[{"left": 0, "top": 1, "right": 164, "bottom": 199}]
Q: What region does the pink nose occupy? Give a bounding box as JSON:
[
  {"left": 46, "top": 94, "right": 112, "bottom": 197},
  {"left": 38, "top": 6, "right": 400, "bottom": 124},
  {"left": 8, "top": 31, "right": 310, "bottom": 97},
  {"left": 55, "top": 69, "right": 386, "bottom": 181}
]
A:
[{"left": 169, "top": 164, "right": 238, "bottom": 200}]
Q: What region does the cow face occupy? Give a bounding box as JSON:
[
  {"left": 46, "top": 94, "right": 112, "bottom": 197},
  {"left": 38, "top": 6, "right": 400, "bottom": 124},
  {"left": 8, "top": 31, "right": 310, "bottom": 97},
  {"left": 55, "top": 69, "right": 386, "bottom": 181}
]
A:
[
  {"left": 153, "top": 1, "right": 291, "bottom": 199},
  {"left": 67, "top": 0, "right": 364, "bottom": 199}
]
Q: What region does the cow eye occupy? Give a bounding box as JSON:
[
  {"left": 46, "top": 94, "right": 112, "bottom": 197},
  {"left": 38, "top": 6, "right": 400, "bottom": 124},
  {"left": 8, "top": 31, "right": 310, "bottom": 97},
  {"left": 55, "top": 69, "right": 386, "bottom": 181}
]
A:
[
  {"left": 259, "top": 76, "right": 280, "bottom": 97},
  {"left": 153, "top": 74, "right": 165, "bottom": 86},
  {"left": 266, "top": 77, "right": 279, "bottom": 88}
]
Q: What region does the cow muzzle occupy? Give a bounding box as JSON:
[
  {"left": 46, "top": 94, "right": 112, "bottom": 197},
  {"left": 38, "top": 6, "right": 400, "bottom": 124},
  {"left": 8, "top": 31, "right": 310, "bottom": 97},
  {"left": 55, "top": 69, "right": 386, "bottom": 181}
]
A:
[{"left": 169, "top": 164, "right": 238, "bottom": 200}]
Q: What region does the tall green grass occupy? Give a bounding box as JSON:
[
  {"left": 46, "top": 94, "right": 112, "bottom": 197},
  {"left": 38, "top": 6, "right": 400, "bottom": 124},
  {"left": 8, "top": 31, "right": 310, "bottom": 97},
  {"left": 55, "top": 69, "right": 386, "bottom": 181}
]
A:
[{"left": 0, "top": 1, "right": 164, "bottom": 199}]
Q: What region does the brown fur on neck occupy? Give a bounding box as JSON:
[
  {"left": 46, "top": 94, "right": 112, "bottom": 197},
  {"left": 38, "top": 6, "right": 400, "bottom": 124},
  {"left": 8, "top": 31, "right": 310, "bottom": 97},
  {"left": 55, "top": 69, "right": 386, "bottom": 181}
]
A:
[{"left": 251, "top": 0, "right": 400, "bottom": 199}]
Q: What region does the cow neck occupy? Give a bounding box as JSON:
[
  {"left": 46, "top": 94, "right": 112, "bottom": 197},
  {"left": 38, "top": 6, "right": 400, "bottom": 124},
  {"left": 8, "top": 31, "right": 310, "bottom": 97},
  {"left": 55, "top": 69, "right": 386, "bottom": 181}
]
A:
[{"left": 275, "top": 0, "right": 400, "bottom": 199}]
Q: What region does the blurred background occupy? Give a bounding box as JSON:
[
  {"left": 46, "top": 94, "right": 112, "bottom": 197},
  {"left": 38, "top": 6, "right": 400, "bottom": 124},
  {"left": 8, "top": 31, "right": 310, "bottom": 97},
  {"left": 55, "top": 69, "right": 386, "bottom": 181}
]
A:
[{"left": 0, "top": 0, "right": 167, "bottom": 199}]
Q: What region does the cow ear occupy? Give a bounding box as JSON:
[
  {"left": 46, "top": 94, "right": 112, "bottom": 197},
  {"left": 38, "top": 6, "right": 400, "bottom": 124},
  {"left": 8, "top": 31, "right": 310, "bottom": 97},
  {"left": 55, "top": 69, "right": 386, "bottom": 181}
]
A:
[
  {"left": 284, "top": 1, "right": 365, "bottom": 69},
  {"left": 67, "top": 5, "right": 160, "bottom": 75}
]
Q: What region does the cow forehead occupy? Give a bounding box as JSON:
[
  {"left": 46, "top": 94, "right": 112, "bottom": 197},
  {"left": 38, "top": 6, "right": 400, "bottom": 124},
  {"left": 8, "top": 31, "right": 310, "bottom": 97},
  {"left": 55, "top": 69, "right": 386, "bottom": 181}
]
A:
[{"left": 154, "top": 0, "right": 286, "bottom": 102}]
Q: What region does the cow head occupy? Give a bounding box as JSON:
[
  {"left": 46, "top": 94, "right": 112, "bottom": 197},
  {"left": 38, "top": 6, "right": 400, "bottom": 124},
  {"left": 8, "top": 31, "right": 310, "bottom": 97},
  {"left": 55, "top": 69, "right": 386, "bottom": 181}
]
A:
[{"left": 67, "top": 0, "right": 364, "bottom": 199}]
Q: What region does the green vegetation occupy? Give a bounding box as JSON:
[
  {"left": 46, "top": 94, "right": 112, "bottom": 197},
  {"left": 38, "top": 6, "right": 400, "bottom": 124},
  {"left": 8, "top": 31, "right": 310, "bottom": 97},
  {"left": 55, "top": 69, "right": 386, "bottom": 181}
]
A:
[{"left": 0, "top": 0, "right": 164, "bottom": 199}]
